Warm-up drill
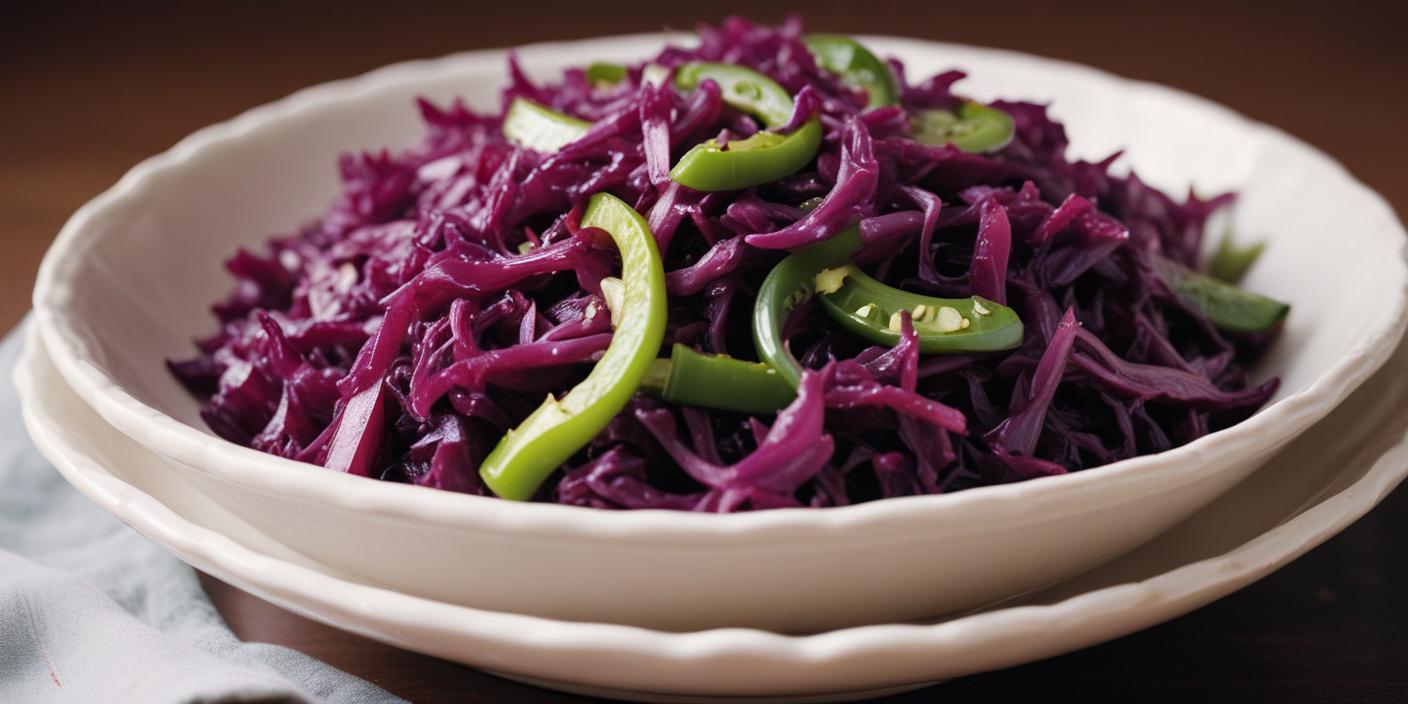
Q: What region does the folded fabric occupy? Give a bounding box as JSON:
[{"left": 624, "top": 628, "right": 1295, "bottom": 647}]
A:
[{"left": 0, "top": 323, "right": 403, "bottom": 704}]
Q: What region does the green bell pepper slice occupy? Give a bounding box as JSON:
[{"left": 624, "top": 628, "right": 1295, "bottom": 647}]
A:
[
  {"left": 479, "top": 193, "right": 667, "bottom": 500},
  {"left": 752, "top": 227, "right": 864, "bottom": 388},
  {"left": 502, "top": 97, "right": 592, "bottom": 153},
  {"left": 675, "top": 62, "right": 795, "bottom": 128},
  {"left": 670, "top": 62, "right": 823, "bottom": 192},
  {"left": 641, "top": 344, "right": 797, "bottom": 414},
  {"left": 1157, "top": 256, "right": 1289, "bottom": 333},
  {"left": 803, "top": 33, "right": 899, "bottom": 108},
  {"left": 669, "top": 118, "right": 823, "bottom": 192},
  {"left": 911, "top": 101, "right": 1015, "bottom": 153},
  {"left": 754, "top": 225, "right": 1025, "bottom": 387},
  {"left": 816, "top": 267, "right": 1023, "bottom": 352}
]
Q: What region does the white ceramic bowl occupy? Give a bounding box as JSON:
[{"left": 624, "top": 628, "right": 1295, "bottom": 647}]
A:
[
  {"left": 18, "top": 328, "right": 1408, "bottom": 701},
  {"left": 32, "top": 33, "right": 1408, "bottom": 632}
]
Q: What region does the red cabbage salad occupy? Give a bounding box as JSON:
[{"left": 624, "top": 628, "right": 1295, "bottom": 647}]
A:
[{"left": 170, "top": 16, "right": 1289, "bottom": 512}]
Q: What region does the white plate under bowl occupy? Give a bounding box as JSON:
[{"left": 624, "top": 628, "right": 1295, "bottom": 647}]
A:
[
  {"left": 30, "top": 33, "right": 1408, "bottom": 632},
  {"left": 18, "top": 325, "right": 1408, "bottom": 701}
]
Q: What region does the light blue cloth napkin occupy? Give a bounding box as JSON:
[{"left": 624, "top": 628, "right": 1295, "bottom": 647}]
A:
[{"left": 0, "top": 325, "right": 404, "bottom": 704}]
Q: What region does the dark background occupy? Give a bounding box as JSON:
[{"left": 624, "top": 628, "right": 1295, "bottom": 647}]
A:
[{"left": 4, "top": 1, "right": 1407, "bottom": 701}]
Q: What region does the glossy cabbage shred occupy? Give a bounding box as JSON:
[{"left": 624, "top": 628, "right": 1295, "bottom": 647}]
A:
[{"left": 170, "top": 15, "right": 1280, "bottom": 511}]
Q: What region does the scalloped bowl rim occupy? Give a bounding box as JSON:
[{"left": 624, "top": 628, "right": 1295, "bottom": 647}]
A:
[{"left": 31, "top": 32, "right": 1408, "bottom": 544}]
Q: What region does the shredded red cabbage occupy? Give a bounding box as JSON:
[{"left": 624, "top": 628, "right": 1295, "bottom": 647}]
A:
[{"left": 171, "top": 16, "right": 1280, "bottom": 511}]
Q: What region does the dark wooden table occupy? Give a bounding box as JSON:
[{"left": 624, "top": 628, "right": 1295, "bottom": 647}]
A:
[{"left": 6, "top": 2, "right": 1407, "bottom": 701}]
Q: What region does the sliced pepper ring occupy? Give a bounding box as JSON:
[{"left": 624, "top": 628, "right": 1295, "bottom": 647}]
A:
[
  {"left": 753, "top": 226, "right": 1025, "bottom": 387},
  {"left": 674, "top": 62, "right": 795, "bottom": 128},
  {"left": 669, "top": 117, "right": 823, "bottom": 192},
  {"left": 803, "top": 33, "right": 899, "bottom": 108},
  {"left": 670, "top": 63, "right": 823, "bottom": 192},
  {"left": 911, "top": 101, "right": 1015, "bottom": 154},
  {"left": 478, "top": 193, "right": 667, "bottom": 501},
  {"left": 753, "top": 227, "right": 864, "bottom": 388},
  {"left": 817, "top": 268, "right": 1023, "bottom": 353}
]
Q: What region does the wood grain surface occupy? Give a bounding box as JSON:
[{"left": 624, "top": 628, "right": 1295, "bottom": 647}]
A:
[{"left": 6, "top": 2, "right": 1406, "bottom": 701}]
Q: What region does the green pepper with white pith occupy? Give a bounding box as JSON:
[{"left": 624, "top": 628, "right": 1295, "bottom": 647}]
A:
[
  {"left": 911, "top": 101, "right": 1015, "bottom": 153},
  {"left": 752, "top": 226, "right": 1025, "bottom": 388},
  {"left": 670, "top": 63, "right": 822, "bottom": 192},
  {"left": 817, "top": 266, "right": 1023, "bottom": 352},
  {"left": 502, "top": 97, "right": 592, "bottom": 153},
  {"left": 479, "top": 193, "right": 667, "bottom": 500}
]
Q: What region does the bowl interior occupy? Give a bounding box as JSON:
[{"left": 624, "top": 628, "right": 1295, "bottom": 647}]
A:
[{"left": 37, "top": 34, "right": 1405, "bottom": 469}]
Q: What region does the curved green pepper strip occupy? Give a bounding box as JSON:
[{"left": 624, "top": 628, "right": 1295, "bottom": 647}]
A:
[
  {"left": 585, "top": 61, "right": 628, "bottom": 86},
  {"left": 754, "top": 226, "right": 1025, "bottom": 386},
  {"left": 803, "top": 33, "right": 899, "bottom": 108},
  {"left": 816, "top": 268, "right": 1023, "bottom": 352},
  {"left": 670, "top": 63, "right": 822, "bottom": 192},
  {"left": 752, "top": 228, "right": 864, "bottom": 388},
  {"left": 675, "top": 62, "right": 795, "bottom": 128},
  {"left": 669, "top": 118, "right": 823, "bottom": 192},
  {"left": 911, "top": 101, "right": 1015, "bottom": 153},
  {"left": 502, "top": 97, "right": 592, "bottom": 153},
  {"left": 479, "top": 193, "right": 667, "bottom": 500},
  {"left": 641, "top": 344, "right": 797, "bottom": 414},
  {"left": 1156, "top": 256, "right": 1289, "bottom": 333}
]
